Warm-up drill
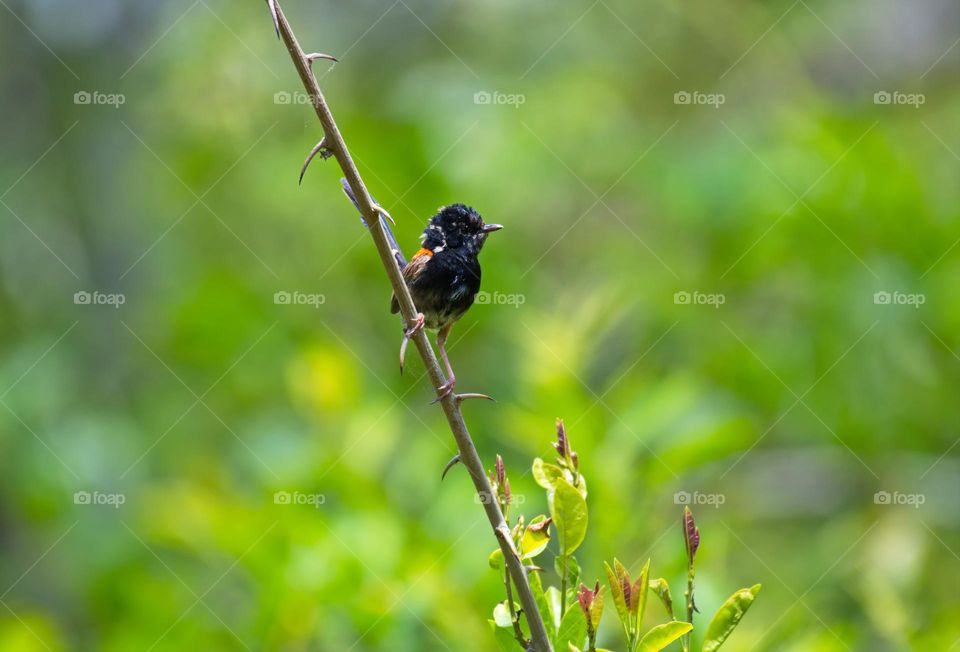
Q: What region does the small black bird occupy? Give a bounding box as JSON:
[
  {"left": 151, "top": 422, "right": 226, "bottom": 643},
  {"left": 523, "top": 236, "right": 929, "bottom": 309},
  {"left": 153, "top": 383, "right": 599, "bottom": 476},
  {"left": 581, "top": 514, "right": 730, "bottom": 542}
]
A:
[{"left": 340, "top": 179, "right": 502, "bottom": 399}]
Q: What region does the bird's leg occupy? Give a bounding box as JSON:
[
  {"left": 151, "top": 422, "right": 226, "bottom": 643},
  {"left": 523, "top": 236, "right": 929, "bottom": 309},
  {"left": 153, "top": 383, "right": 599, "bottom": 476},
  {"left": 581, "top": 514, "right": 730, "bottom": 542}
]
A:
[
  {"left": 429, "top": 324, "right": 494, "bottom": 404},
  {"left": 399, "top": 312, "right": 425, "bottom": 375}
]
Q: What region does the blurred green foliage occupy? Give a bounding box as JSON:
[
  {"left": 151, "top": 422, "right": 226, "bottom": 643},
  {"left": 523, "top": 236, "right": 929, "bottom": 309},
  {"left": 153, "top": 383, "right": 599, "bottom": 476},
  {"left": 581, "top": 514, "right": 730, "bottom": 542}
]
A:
[{"left": 0, "top": 0, "right": 958, "bottom": 650}]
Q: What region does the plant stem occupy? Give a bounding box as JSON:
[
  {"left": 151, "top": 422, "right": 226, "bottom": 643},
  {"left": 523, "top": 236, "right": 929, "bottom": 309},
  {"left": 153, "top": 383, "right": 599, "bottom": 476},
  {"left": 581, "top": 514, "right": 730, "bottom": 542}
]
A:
[
  {"left": 559, "top": 554, "right": 568, "bottom": 620},
  {"left": 265, "top": 3, "right": 553, "bottom": 650},
  {"left": 683, "top": 562, "right": 695, "bottom": 652},
  {"left": 504, "top": 566, "right": 528, "bottom": 648}
]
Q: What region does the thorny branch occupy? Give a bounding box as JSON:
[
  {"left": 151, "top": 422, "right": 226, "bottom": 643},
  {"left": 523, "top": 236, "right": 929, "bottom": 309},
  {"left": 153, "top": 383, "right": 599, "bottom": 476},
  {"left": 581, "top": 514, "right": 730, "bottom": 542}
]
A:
[{"left": 264, "top": 2, "right": 553, "bottom": 650}]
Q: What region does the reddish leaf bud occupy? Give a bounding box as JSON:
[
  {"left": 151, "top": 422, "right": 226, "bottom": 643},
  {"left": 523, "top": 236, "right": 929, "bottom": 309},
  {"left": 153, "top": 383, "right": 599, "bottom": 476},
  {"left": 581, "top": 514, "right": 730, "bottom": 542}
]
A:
[
  {"left": 553, "top": 418, "right": 568, "bottom": 458},
  {"left": 683, "top": 506, "right": 700, "bottom": 563}
]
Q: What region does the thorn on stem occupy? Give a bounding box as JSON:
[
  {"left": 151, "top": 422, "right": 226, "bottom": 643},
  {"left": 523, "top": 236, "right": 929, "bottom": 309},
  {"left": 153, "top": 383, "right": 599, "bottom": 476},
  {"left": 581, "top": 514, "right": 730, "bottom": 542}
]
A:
[
  {"left": 456, "top": 392, "right": 495, "bottom": 404},
  {"left": 441, "top": 454, "right": 461, "bottom": 481},
  {"left": 299, "top": 138, "right": 333, "bottom": 185},
  {"left": 267, "top": 0, "right": 280, "bottom": 38},
  {"left": 306, "top": 52, "right": 339, "bottom": 67},
  {"left": 399, "top": 335, "right": 410, "bottom": 375},
  {"left": 372, "top": 202, "right": 395, "bottom": 226}
]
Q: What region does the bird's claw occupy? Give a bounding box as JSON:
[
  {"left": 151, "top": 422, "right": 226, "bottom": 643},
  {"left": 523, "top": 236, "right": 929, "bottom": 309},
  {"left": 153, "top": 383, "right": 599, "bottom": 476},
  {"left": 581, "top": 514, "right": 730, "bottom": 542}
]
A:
[
  {"left": 299, "top": 138, "right": 334, "bottom": 185},
  {"left": 405, "top": 313, "right": 425, "bottom": 338},
  {"left": 441, "top": 454, "right": 461, "bottom": 480},
  {"left": 430, "top": 379, "right": 456, "bottom": 404}
]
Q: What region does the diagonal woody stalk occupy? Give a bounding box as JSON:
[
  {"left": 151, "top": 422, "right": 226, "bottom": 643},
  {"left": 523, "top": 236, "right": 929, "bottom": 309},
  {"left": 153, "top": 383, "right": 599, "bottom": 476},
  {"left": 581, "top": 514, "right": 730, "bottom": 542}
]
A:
[{"left": 265, "top": 2, "right": 553, "bottom": 650}]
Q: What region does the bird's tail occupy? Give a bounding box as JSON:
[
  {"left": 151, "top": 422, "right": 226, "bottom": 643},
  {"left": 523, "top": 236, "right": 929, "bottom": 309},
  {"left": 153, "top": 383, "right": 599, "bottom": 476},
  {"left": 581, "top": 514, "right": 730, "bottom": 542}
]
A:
[{"left": 340, "top": 178, "right": 406, "bottom": 268}]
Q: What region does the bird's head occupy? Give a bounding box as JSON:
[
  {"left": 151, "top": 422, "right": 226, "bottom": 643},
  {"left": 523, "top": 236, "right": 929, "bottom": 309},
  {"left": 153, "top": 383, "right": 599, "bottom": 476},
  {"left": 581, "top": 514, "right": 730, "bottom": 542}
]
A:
[{"left": 421, "top": 204, "right": 502, "bottom": 257}]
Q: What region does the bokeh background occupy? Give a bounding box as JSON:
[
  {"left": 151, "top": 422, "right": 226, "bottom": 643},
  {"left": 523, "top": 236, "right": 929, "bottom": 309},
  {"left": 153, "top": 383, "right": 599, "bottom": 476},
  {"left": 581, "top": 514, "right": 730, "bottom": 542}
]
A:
[{"left": 1, "top": 0, "right": 958, "bottom": 650}]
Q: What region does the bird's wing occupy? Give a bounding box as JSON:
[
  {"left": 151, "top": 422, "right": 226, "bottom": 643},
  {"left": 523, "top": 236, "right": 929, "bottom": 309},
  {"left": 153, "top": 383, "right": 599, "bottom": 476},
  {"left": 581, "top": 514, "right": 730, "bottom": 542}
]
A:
[
  {"left": 390, "top": 251, "right": 432, "bottom": 314},
  {"left": 339, "top": 178, "right": 406, "bottom": 269}
]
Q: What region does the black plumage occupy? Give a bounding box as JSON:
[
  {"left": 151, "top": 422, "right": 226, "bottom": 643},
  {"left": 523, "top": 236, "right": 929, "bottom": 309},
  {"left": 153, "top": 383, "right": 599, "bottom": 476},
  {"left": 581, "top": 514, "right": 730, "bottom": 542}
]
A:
[
  {"left": 391, "top": 204, "right": 487, "bottom": 330},
  {"left": 341, "top": 179, "right": 501, "bottom": 399}
]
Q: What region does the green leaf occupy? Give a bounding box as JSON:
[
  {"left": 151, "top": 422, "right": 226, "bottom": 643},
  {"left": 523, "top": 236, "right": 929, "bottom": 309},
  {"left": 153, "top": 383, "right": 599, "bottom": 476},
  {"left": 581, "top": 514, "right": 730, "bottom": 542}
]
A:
[
  {"left": 550, "top": 478, "right": 588, "bottom": 555},
  {"left": 493, "top": 601, "right": 514, "bottom": 628},
  {"left": 567, "top": 472, "right": 587, "bottom": 499},
  {"left": 533, "top": 458, "right": 587, "bottom": 498},
  {"left": 701, "top": 584, "right": 762, "bottom": 652},
  {"left": 555, "top": 602, "right": 587, "bottom": 651},
  {"left": 591, "top": 586, "right": 605, "bottom": 630},
  {"left": 604, "top": 561, "right": 629, "bottom": 630},
  {"left": 568, "top": 644, "right": 582, "bottom": 652},
  {"left": 521, "top": 515, "right": 552, "bottom": 560},
  {"left": 636, "top": 559, "right": 650, "bottom": 623},
  {"left": 545, "top": 586, "right": 563, "bottom": 630},
  {"left": 489, "top": 620, "right": 519, "bottom": 651},
  {"left": 532, "top": 458, "right": 566, "bottom": 490},
  {"left": 529, "top": 571, "right": 555, "bottom": 638},
  {"left": 649, "top": 578, "right": 675, "bottom": 620},
  {"left": 637, "top": 621, "right": 694, "bottom": 652},
  {"left": 489, "top": 548, "right": 504, "bottom": 570},
  {"left": 554, "top": 554, "right": 581, "bottom": 594}
]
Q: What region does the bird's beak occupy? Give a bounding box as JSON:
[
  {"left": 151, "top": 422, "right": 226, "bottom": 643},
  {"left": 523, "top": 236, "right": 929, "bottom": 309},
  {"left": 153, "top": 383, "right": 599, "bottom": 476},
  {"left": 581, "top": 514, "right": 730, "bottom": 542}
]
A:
[{"left": 482, "top": 223, "right": 503, "bottom": 233}]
